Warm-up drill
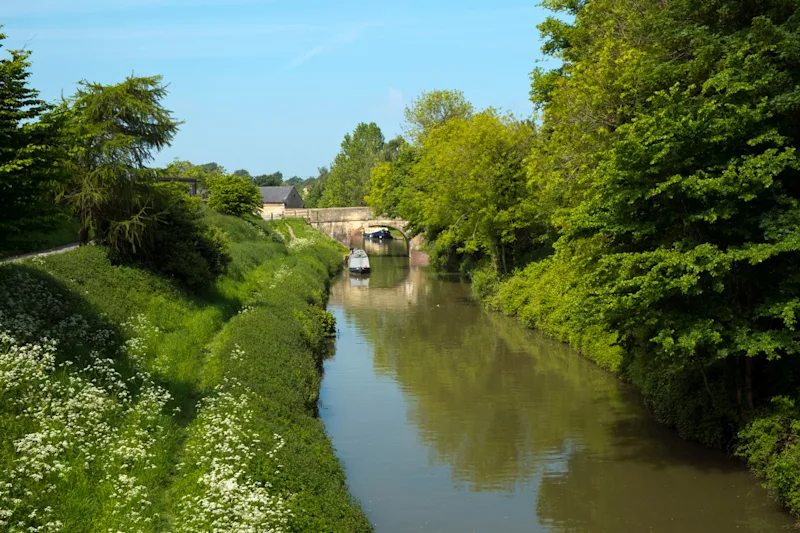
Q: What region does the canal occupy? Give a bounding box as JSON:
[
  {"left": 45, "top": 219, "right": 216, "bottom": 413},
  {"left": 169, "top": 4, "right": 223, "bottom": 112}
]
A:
[{"left": 320, "top": 238, "right": 793, "bottom": 532}]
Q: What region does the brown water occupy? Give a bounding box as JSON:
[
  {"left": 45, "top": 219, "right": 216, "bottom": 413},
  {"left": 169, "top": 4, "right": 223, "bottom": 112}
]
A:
[{"left": 320, "top": 238, "right": 794, "bottom": 533}]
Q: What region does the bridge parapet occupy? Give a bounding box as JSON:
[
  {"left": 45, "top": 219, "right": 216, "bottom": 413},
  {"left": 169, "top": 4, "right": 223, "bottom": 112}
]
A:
[
  {"left": 284, "top": 207, "right": 373, "bottom": 223},
  {"left": 280, "top": 207, "right": 413, "bottom": 252}
]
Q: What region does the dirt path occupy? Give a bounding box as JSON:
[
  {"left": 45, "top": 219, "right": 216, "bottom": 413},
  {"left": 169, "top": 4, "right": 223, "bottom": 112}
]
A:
[
  {"left": 0, "top": 242, "right": 81, "bottom": 265},
  {"left": 285, "top": 223, "right": 297, "bottom": 242}
]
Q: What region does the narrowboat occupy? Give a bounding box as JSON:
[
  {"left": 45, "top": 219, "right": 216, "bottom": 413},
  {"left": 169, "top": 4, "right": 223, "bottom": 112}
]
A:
[
  {"left": 363, "top": 228, "right": 393, "bottom": 240},
  {"left": 348, "top": 248, "right": 371, "bottom": 273}
]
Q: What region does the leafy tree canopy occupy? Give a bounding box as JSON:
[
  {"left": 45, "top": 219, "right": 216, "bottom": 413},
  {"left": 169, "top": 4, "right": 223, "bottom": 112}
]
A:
[
  {"left": 318, "top": 123, "right": 384, "bottom": 207},
  {"left": 252, "top": 171, "right": 282, "bottom": 187},
  {"left": 206, "top": 174, "right": 263, "bottom": 218},
  {"left": 60, "top": 75, "right": 181, "bottom": 248},
  {"left": 304, "top": 166, "right": 329, "bottom": 208},
  {"left": 403, "top": 89, "right": 474, "bottom": 143}
]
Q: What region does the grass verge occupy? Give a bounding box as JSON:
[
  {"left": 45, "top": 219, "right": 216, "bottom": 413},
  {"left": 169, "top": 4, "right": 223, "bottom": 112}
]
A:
[{"left": 0, "top": 213, "right": 372, "bottom": 532}]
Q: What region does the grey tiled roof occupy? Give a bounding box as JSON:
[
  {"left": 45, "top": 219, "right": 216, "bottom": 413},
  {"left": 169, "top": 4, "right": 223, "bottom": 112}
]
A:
[{"left": 259, "top": 186, "right": 294, "bottom": 203}]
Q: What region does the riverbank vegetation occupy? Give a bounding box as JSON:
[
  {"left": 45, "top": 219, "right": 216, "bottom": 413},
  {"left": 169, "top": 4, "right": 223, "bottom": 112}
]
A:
[
  {"left": 0, "top": 29, "right": 370, "bottom": 532},
  {"left": 363, "top": 0, "right": 800, "bottom": 518},
  {"left": 0, "top": 214, "right": 370, "bottom": 532}
]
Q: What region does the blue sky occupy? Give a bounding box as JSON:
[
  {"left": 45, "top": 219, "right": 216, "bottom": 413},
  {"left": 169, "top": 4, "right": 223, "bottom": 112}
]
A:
[{"left": 3, "top": 1, "right": 555, "bottom": 177}]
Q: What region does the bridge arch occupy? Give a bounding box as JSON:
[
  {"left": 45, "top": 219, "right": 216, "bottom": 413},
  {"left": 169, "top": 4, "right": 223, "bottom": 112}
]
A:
[
  {"left": 282, "top": 207, "right": 415, "bottom": 255},
  {"left": 358, "top": 222, "right": 410, "bottom": 252}
]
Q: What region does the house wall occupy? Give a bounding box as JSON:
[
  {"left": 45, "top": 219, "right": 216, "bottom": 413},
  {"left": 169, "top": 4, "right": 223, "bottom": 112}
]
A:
[
  {"left": 285, "top": 188, "right": 304, "bottom": 208},
  {"left": 261, "top": 204, "right": 284, "bottom": 219}
]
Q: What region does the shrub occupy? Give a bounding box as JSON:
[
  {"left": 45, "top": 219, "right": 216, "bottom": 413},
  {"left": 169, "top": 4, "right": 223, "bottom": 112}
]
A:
[
  {"left": 112, "top": 183, "right": 232, "bottom": 288},
  {"left": 206, "top": 175, "right": 262, "bottom": 218},
  {"left": 738, "top": 397, "right": 800, "bottom": 515}
]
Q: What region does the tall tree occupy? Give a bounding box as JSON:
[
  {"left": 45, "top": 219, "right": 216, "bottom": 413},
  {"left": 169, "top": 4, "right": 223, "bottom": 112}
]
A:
[
  {"left": 319, "top": 123, "right": 384, "bottom": 207},
  {"left": 0, "top": 30, "right": 65, "bottom": 246},
  {"left": 529, "top": 0, "right": 800, "bottom": 433},
  {"left": 403, "top": 89, "right": 474, "bottom": 143},
  {"left": 252, "top": 171, "right": 282, "bottom": 187},
  {"left": 366, "top": 142, "right": 417, "bottom": 220},
  {"left": 406, "top": 111, "right": 536, "bottom": 272},
  {"left": 61, "top": 75, "right": 181, "bottom": 247},
  {"left": 304, "top": 166, "right": 329, "bottom": 207}
]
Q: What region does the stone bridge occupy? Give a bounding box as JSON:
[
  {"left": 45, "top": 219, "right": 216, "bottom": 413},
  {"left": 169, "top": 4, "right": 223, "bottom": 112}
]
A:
[{"left": 282, "top": 207, "right": 420, "bottom": 252}]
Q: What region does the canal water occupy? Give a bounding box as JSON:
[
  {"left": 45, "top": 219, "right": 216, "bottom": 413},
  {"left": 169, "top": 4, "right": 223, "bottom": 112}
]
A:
[{"left": 320, "top": 238, "right": 793, "bottom": 532}]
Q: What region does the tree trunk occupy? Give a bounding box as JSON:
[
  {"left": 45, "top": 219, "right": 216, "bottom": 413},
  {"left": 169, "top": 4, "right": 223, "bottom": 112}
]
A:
[
  {"left": 745, "top": 356, "right": 755, "bottom": 412},
  {"left": 735, "top": 356, "right": 744, "bottom": 417},
  {"left": 698, "top": 362, "right": 716, "bottom": 410},
  {"left": 79, "top": 209, "right": 89, "bottom": 246}
]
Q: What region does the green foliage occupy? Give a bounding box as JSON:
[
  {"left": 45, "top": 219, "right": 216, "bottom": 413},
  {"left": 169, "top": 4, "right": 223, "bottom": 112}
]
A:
[
  {"left": 164, "top": 159, "right": 225, "bottom": 195},
  {"left": 479, "top": 258, "right": 623, "bottom": 373},
  {"left": 304, "top": 166, "right": 328, "bottom": 208},
  {"left": 403, "top": 89, "right": 474, "bottom": 143},
  {"left": 253, "top": 171, "right": 283, "bottom": 187},
  {"left": 318, "top": 123, "right": 384, "bottom": 207},
  {"left": 412, "top": 111, "right": 540, "bottom": 272},
  {"left": 60, "top": 75, "right": 181, "bottom": 248},
  {"left": 0, "top": 30, "right": 67, "bottom": 246},
  {"left": 365, "top": 141, "right": 417, "bottom": 219},
  {"left": 206, "top": 174, "right": 262, "bottom": 217},
  {"left": 113, "top": 184, "right": 232, "bottom": 288},
  {"left": 0, "top": 210, "right": 368, "bottom": 532},
  {"left": 739, "top": 397, "right": 800, "bottom": 514},
  {"left": 371, "top": 108, "right": 546, "bottom": 273}
]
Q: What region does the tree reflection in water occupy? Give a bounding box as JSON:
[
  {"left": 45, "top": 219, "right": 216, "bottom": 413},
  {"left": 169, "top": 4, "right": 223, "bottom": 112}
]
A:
[{"left": 325, "top": 260, "right": 793, "bottom": 532}]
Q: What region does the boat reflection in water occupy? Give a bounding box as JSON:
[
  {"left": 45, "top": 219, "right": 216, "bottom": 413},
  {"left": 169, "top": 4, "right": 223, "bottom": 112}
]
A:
[{"left": 349, "top": 275, "right": 370, "bottom": 288}]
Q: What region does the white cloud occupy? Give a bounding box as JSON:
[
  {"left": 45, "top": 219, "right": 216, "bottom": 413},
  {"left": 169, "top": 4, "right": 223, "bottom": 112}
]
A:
[
  {"left": 387, "top": 87, "right": 404, "bottom": 114},
  {"left": 289, "top": 45, "right": 327, "bottom": 67},
  {"left": 287, "top": 29, "right": 361, "bottom": 69}
]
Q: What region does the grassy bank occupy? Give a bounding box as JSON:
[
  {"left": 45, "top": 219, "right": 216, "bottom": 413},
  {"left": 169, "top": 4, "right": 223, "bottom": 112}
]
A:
[
  {"left": 473, "top": 260, "right": 800, "bottom": 520},
  {"left": 0, "top": 212, "right": 372, "bottom": 532}
]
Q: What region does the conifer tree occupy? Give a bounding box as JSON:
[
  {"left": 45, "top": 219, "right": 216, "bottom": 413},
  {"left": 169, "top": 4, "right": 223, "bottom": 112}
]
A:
[{"left": 0, "top": 30, "right": 64, "bottom": 246}]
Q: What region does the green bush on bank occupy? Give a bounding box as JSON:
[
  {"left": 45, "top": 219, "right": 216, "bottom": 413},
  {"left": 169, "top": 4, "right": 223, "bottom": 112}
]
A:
[
  {"left": 738, "top": 397, "right": 800, "bottom": 514},
  {"left": 0, "top": 213, "right": 371, "bottom": 532}
]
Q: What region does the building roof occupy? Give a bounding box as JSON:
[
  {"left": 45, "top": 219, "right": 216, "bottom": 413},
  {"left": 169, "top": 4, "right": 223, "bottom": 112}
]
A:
[{"left": 259, "top": 186, "right": 295, "bottom": 204}]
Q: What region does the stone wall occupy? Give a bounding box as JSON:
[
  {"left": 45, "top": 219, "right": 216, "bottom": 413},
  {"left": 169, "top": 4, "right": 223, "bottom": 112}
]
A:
[{"left": 276, "top": 207, "right": 424, "bottom": 253}]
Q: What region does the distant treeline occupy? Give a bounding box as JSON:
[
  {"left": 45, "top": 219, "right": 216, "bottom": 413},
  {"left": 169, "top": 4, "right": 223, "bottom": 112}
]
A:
[{"left": 164, "top": 162, "right": 319, "bottom": 197}]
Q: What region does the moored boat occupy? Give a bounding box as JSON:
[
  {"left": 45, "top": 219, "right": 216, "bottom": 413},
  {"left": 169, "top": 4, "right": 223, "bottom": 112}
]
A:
[
  {"left": 348, "top": 248, "right": 371, "bottom": 273},
  {"left": 363, "top": 228, "right": 393, "bottom": 240}
]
